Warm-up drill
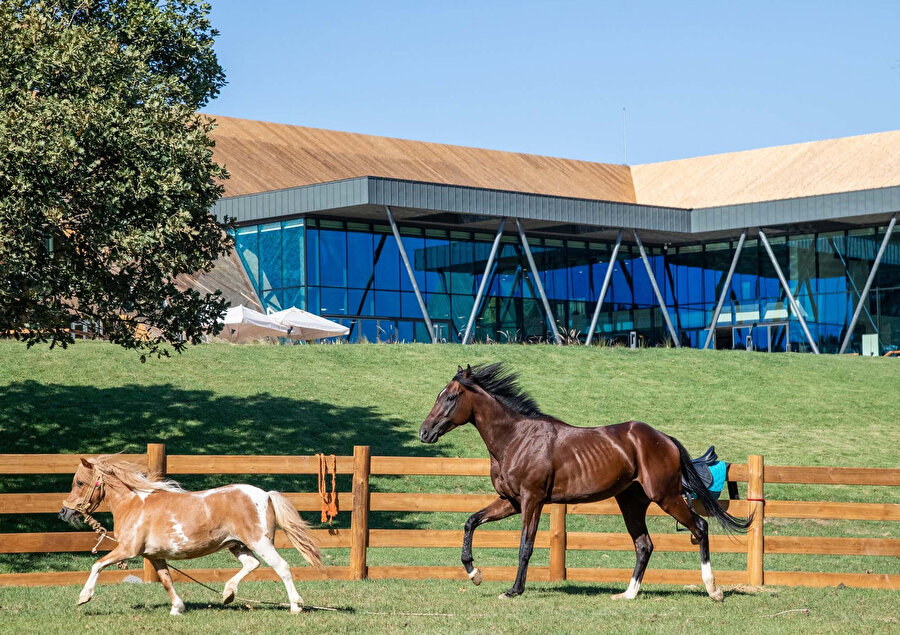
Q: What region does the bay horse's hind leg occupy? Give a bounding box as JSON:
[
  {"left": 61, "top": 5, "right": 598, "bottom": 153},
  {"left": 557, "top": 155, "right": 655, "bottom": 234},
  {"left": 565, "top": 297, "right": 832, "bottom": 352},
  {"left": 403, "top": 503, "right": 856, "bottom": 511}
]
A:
[
  {"left": 656, "top": 493, "right": 724, "bottom": 602},
  {"left": 611, "top": 484, "right": 653, "bottom": 600},
  {"left": 461, "top": 497, "right": 518, "bottom": 585},
  {"left": 251, "top": 538, "right": 305, "bottom": 613},
  {"left": 222, "top": 544, "right": 261, "bottom": 605},
  {"left": 148, "top": 558, "right": 186, "bottom": 615}
]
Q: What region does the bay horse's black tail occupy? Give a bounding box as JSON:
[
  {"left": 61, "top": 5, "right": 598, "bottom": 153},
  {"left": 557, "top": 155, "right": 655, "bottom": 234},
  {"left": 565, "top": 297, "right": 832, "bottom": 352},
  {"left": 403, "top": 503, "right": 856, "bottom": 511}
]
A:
[{"left": 668, "top": 435, "right": 752, "bottom": 533}]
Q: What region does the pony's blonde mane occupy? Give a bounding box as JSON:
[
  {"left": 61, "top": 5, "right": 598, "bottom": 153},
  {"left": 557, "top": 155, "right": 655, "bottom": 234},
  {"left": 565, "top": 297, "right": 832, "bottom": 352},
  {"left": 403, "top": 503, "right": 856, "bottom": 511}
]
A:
[{"left": 92, "top": 455, "right": 185, "bottom": 493}]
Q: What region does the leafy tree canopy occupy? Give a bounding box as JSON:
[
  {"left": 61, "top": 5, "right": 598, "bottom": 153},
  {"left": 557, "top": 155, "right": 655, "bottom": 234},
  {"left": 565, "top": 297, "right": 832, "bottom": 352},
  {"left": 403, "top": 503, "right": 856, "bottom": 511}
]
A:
[{"left": 0, "top": 0, "right": 231, "bottom": 360}]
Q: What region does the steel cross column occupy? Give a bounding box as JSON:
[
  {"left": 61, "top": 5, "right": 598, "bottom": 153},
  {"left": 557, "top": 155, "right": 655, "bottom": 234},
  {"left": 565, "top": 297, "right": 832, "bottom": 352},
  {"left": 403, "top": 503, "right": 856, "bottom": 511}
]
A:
[
  {"left": 703, "top": 230, "right": 747, "bottom": 350},
  {"left": 633, "top": 230, "right": 680, "bottom": 347},
  {"left": 585, "top": 229, "right": 623, "bottom": 346},
  {"left": 385, "top": 206, "right": 437, "bottom": 343},
  {"left": 757, "top": 229, "right": 819, "bottom": 354},
  {"left": 516, "top": 219, "right": 563, "bottom": 345},
  {"left": 839, "top": 213, "right": 897, "bottom": 355},
  {"left": 462, "top": 218, "right": 506, "bottom": 344}
]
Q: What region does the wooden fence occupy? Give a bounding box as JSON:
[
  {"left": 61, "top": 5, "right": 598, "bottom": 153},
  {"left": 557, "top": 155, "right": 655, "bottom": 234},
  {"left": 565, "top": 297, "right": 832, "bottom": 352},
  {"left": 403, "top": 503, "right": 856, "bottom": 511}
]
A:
[{"left": 0, "top": 445, "right": 897, "bottom": 590}]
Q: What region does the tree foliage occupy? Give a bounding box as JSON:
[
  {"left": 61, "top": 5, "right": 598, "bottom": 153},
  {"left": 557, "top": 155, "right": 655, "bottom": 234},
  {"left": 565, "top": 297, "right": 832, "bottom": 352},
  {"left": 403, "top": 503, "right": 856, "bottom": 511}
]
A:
[{"left": 0, "top": 0, "right": 231, "bottom": 359}]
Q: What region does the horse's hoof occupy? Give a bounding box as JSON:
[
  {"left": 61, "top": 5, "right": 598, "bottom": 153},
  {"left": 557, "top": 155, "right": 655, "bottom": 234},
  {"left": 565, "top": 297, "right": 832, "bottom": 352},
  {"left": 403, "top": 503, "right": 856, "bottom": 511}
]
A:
[
  {"left": 709, "top": 588, "right": 724, "bottom": 602},
  {"left": 170, "top": 607, "right": 184, "bottom": 616},
  {"left": 76, "top": 593, "right": 92, "bottom": 606},
  {"left": 290, "top": 605, "right": 303, "bottom": 614},
  {"left": 498, "top": 591, "right": 518, "bottom": 600},
  {"left": 611, "top": 592, "right": 634, "bottom": 600},
  {"left": 222, "top": 588, "right": 235, "bottom": 605},
  {"left": 470, "top": 568, "right": 482, "bottom": 586}
]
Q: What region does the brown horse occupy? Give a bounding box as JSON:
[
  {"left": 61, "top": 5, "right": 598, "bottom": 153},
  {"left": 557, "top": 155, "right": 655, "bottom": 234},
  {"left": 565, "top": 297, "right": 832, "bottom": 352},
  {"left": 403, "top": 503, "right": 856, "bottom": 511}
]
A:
[
  {"left": 419, "top": 363, "right": 749, "bottom": 601},
  {"left": 60, "top": 456, "right": 321, "bottom": 614}
]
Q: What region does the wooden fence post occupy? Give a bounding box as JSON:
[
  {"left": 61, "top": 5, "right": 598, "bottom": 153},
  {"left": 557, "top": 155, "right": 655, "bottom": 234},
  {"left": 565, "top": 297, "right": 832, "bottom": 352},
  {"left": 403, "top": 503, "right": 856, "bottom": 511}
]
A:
[
  {"left": 350, "top": 445, "right": 371, "bottom": 580},
  {"left": 549, "top": 503, "right": 567, "bottom": 581},
  {"left": 143, "top": 443, "right": 166, "bottom": 583},
  {"left": 747, "top": 454, "right": 765, "bottom": 586}
]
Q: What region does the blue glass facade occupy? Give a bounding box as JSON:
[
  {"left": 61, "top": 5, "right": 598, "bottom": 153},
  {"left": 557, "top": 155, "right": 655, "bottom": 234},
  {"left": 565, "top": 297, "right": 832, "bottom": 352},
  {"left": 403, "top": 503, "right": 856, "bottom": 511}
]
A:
[{"left": 233, "top": 217, "right": 900, "bottom": 352}]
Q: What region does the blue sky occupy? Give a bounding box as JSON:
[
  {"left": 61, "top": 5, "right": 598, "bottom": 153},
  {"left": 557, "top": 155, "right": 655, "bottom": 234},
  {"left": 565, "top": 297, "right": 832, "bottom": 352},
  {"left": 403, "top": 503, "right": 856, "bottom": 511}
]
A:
[{"left": 202, "top": 1, "right": 899, "bottom": 165}]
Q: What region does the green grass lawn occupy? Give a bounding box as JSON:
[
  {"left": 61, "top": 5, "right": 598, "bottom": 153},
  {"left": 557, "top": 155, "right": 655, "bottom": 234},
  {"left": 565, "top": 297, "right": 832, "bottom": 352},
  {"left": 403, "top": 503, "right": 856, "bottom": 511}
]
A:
[
  {"left": 0, "top": 341, "right": 897, "bottom": 632},
  {"left": 0, "top": 580, "right": 898, "bottom": 635}
]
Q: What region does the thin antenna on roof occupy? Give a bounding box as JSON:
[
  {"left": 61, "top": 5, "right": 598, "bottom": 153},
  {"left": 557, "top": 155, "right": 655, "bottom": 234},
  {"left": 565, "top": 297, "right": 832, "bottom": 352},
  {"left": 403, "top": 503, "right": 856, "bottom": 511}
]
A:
[{"left": 622, "top": 107, "right": 628, "bottom": 165}]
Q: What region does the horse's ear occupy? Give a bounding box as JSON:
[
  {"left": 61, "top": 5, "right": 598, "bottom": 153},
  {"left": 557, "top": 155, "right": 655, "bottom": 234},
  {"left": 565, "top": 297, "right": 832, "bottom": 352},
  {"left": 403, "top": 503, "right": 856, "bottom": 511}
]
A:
[
  {"left": 457, "top": 365, "right": 464, "bottom": 374},
  {"left": 80, "top": 458, "right": 93, "bottom": 469},
  {"left": 464, "top": 364, "right": 472, "bottom": 378}
]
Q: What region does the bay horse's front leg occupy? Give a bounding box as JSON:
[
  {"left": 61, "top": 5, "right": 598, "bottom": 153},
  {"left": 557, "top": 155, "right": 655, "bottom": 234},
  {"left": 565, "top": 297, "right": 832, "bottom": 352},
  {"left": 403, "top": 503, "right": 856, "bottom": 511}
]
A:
[
  {"left": 77, "top": 545, "right": 139, "bottom": 606},
  {"left": 500, "top": 495, "right": 543, "bottom": 599},
  {"left": 462, "top": 497, "right": 518, "bottom": 585}
]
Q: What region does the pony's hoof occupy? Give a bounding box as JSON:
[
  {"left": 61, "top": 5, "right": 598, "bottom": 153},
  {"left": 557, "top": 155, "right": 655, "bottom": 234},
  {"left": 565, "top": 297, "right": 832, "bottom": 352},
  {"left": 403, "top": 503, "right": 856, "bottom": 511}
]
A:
[
  {"left": 498, "top": 591, "right": 519, "bottom": 600},
  {"left": 709, "top": 588, "right": 724, "bottom": 602},
  {"left": 170, "top": 607, "right": 184, "bottom": 616},
  {"left": 76, "top": 593, "right": 92, "bottom": 606},
  {"left": 470, "top": 568, "right": 482, "bottom": 586},
  {"left": 222, "top": 588, "right": 235, "bottom": 605},
  {"left": 611, "top": 592, "right": 634, "bottom": 600},
  {"left": 290, "top": 605, "right": 304, "bottom": 614}
]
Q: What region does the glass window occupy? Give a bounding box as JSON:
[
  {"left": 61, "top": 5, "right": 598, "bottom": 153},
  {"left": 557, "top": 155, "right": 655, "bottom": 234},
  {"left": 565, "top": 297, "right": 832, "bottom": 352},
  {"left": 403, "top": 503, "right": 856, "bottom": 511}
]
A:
[
  {"left": 259, "top": 223, "right": 282, "bottom": 291},
  {"left": 282, "top": 286, "right": 305, "bottom": 311},
  {"left": 235, "top": 227, "right": 260, "bottom": 291},
  {"left": 375, "top": 290, "right": 400, "bottom": 317},
  {"left": 282, "top": 220, "right": 304, "bottom": 288},
  {"left": 320, "top": 287, "right": 348, "bottom": 315},
  {"left": 400, "top": 235, "right": 427, "bottom": 293},
  {"left": 401, "top": 292, "right": 421, "bottom": 318},
  {"left": 306, "top": 228, "right": 320, "bottom": 287},
  {"left": 347, "top": 231, "right": 374, "bottom": 289},
  {"left": 375, "top": 235, "right": 400, "bottom": 290},
  {"left": 397, "top": 320, "right": 414, "bottom": 343},
  {"left": 320, "top": 230, "right": 347, "bottom": 287},
  {"left": 348, "top": 289, "right": 374, "bottom": 316}
]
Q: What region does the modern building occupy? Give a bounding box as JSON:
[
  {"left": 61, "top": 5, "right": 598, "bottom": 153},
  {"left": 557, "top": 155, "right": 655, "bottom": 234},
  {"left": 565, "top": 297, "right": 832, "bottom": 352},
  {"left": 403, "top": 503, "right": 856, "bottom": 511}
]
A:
[{"left": 207, "top": 116, "right": 900, "bottom": 354}]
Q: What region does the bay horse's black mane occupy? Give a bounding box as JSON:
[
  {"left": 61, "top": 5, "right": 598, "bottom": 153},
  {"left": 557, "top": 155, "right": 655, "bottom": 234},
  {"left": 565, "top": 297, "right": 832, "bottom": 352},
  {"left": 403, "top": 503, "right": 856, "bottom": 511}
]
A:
[{"left": 456, "top": 362, "right": 545, "bottom": 418}]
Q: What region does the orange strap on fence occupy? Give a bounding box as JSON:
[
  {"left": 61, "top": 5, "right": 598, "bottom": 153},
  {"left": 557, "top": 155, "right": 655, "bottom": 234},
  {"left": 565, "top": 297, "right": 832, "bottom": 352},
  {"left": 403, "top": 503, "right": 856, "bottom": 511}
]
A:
[{"left": 316, "top": 453, "right": 339, "bottom": 523}]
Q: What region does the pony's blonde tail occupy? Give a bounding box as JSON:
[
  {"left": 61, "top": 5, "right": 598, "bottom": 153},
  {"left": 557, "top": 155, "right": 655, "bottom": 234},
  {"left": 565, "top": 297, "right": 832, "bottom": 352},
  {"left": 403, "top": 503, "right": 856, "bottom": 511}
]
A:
[{"left": 268, "top": 491, "right": 323, "bottom": 568}]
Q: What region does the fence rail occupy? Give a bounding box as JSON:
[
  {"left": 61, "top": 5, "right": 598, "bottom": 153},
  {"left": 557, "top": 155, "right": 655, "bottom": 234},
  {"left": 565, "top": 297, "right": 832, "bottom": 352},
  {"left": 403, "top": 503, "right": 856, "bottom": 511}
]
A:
[{"left": 0, "top": 445, "right": 896, "bottom": 590}]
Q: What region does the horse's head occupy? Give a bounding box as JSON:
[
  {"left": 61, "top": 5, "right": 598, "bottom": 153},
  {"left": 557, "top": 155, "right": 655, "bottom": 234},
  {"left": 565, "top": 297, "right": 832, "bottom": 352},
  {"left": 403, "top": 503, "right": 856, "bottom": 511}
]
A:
[
  {"left": 420, "top": 365, "right": 476, "bottom": 443},
  {"left": 59, "top": 458, "right": 105, "bottom": 527}
]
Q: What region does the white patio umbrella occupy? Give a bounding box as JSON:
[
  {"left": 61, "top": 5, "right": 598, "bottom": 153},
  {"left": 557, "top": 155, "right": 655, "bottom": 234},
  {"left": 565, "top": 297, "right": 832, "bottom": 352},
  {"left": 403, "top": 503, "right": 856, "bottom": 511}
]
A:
[
  {"left": 218, "top": 305, "right": 290, "bottom": 342},
  {"left": 269, "top": 307, "right": 349, "bottom": 341}
]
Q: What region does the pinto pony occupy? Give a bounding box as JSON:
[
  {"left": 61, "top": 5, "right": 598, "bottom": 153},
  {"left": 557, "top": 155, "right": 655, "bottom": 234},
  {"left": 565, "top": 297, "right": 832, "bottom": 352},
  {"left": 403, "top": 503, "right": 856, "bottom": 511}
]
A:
[
  {"left": 60, "top": 456, "right": 321, "bottom": 614},
  {"left": 419, "top": 363, "right": 750, "bottom": 601}
]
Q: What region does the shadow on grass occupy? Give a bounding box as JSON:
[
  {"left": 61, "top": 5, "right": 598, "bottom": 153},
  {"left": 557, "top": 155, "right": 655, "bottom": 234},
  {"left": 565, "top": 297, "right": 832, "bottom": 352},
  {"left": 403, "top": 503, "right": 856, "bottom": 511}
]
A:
[
  {"left": 0, "top": 380, "right": 429, "bottom": 457},
  {"left": 0, "top": 380, "right": 446, "bottom": 538},
  {"left": 554, "top": 583, "right": 757, "bottom": 599}
]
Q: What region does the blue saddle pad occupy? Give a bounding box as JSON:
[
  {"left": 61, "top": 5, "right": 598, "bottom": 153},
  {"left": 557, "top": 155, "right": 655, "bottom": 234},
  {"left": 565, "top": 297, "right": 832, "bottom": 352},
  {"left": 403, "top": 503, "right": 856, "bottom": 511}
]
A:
[{"left": 682, "top": 446, "right": 728, "bottom": 499}]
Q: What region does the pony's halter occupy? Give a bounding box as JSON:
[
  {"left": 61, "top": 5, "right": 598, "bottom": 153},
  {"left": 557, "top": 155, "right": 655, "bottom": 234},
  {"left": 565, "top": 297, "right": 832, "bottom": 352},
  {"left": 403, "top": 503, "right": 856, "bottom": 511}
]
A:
[{"left": 62, "top": 466, "right": 106, "bottom": 516}]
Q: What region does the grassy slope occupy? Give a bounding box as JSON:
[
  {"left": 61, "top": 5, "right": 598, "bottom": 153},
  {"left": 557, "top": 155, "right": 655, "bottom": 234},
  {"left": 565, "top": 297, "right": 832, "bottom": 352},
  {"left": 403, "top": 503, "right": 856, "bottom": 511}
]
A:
[{"left": 0, "top": 341, "right": 897, "bottom": 632}]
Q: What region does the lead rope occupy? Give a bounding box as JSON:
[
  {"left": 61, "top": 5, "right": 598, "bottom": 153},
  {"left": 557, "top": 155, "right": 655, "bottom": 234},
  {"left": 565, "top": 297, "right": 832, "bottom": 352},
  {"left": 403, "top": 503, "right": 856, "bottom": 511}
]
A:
[{"left": 316, "top": 453, "right": 339, "bottom": 523}]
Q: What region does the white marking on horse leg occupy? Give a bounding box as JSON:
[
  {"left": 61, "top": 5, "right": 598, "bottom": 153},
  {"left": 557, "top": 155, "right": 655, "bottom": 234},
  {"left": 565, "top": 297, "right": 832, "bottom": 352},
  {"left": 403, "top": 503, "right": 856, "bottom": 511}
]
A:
[
  {"left": 170, "top": 595, "right": 186, "bottom": 615},
  {"left": 252, "top": 539, "right": 303, "bottom": 612},
  {"left": 611, "top": 576, "right": 641, "bottom": 600},
  {"left": 223, "top": 548, "right": 261, "bottom": 604},
  {"left": 77, "top": 561, "right": 105, "bottom": 604},
  {"left": 701, "top": 560, "right": 723, "bottom": 601}
]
